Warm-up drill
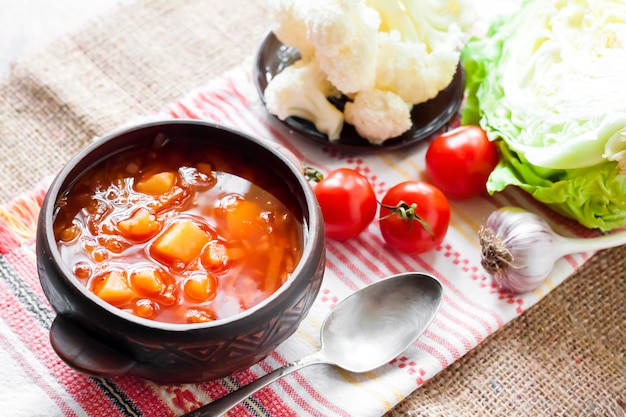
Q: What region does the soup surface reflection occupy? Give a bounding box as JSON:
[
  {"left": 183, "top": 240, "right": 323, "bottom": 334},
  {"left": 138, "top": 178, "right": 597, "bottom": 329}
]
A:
[{"left": 54, "top": 137, "right": 304, "bottom": 324}]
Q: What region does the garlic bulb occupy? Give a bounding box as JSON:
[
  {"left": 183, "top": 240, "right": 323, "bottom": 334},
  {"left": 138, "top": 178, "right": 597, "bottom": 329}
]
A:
[{"left": 478, "top": 206, "right": 626, "bottom": 293}]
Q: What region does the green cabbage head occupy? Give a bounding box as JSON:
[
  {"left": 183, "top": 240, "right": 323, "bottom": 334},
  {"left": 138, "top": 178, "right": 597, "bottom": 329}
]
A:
[{"left": 461, "top": 0, "right": 626, "bottom": 231}]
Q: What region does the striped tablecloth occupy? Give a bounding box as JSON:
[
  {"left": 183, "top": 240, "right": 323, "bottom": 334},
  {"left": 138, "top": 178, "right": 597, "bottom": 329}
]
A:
[{"left": 0, "top": 51, "right": 599, "bottom": 415}]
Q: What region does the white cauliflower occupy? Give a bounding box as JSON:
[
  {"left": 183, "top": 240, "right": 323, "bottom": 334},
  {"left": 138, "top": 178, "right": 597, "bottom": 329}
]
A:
[
  {"left": 345, "top": 89, "right": 413, "bottom": 144},
  {"left": 306, "top": 0, "right": 380, "bottom": 93},
  {"left": 268, "top": 0, "right": 316, "bottom": 60},
  {"left": 264, "top": 58, "right": 344, "bottom": 141},
  {"left": 367, "top": 0, "right": 475, "bottom": 47},
  {"left": 369, "top": 0, "right": 471, "bottom": 104},
  {"left": 375, "top": 30, "right": 459, "bottom": 105},
  {"left": 264, "top": 0, "right": 476, "bottom": 144}
]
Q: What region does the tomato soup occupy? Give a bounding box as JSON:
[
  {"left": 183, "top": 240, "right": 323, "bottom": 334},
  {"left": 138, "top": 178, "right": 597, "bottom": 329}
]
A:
[{"left": 53, "top": 138, "right": 304, "bottom": 324}]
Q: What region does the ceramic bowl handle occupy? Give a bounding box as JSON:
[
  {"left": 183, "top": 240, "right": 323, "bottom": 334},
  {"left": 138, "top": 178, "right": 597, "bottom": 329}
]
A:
[{"left": 50, "top": 315, "right": 136, "bottom": 377}]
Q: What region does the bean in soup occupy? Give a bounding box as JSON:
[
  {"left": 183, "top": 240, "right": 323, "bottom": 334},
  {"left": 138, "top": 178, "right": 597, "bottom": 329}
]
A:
[{"left": 53, "top": 137, "right": 304, "bottom": 324}]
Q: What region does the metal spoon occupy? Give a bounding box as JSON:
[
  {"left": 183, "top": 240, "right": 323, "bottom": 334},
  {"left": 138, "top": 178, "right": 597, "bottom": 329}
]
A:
[{"left": 182, "top": 272, "right": 444, "bottom": 417}]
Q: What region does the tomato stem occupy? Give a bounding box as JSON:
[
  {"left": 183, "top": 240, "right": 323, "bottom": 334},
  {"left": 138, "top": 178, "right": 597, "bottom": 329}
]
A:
[
  {"left": 379, "top": 200, "right": 434, "bottom": 237},
  {"left": 303, "top": 166, "right": 324, "bottom": 184}
]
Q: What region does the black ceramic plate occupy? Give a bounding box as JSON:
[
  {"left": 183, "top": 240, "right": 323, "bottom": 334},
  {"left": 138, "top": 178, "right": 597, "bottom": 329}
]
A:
[{"left": 254, "top": 32, "right": 466, "bottom": 153}]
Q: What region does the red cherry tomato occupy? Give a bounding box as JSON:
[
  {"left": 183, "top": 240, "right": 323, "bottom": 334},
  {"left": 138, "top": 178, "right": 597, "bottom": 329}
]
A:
[
  {"left": 425, "top": 126, "right": 500, "bottom": 200},
  {"left": 312, "top": 168, "right": 377, "bottom": 241},
  {"left": 379, "top": 181, "right": 450, "bottom": 254}
]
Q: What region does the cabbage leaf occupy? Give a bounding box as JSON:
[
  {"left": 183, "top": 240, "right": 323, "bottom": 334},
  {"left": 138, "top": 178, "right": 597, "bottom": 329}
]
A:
[{"left": 462, "top": 0, "right": 626, "bottom": 231}]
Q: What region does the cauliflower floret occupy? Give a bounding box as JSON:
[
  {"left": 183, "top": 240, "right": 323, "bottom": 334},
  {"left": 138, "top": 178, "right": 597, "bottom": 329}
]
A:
[
  {"left": 268, "top": 0, "right": 316, "bottom": 59},
  {"left": 367, "top": 0, "right": 475, "bottom": 48},
  {"left": 375, "top": 30, "right": 459, "bottom": 104},
  {"left": 367, "top": 0, "right": 469, "bottom": 105},
  {"left": 344, "top": 89, "right": 413, "bottom": 144},
  {"left": 306, "top": 0, "right": 380, "bottom": 93},
  {"left": 268, "top": 0, "right": 380, "bottom": 93},
  {"left": 264, "top": 59, "right": 344, "bottom": 140}
]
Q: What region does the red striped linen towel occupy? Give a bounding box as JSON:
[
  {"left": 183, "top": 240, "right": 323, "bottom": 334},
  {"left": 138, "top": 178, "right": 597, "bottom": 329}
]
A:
[{"left": 0, "top": 61, "right": 597, "bottom": 417}]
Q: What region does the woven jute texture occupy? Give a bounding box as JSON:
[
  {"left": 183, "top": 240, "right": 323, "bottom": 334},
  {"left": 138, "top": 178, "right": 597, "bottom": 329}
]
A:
[{"left": 0, "top": 0, "right": 624, "bottom": 415}]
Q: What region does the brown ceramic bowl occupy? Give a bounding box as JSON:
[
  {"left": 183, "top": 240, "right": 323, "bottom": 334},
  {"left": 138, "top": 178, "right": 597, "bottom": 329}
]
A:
[{"left": 36, "top": 119, "right": 325, "bottom": 383}]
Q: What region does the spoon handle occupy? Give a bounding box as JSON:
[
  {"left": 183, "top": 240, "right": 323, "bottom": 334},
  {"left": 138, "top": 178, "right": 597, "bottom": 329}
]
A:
[{"left": 180, "top": 352, "right": 327, "bottom": 417}]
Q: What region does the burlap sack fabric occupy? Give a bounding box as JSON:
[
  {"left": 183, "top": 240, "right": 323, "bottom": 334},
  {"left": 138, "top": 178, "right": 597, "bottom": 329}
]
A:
[{"left": 0, "top": 0, "right": 623, "bottom": 415}]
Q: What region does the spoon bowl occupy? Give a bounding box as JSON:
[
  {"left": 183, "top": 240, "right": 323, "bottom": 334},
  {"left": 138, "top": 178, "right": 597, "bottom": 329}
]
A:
[
  {"left": 183, "top": 272, "right": 444, "bottom": 417},
  {"left": 320, "top": 271, "right": 443, "bottom": 372}
]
